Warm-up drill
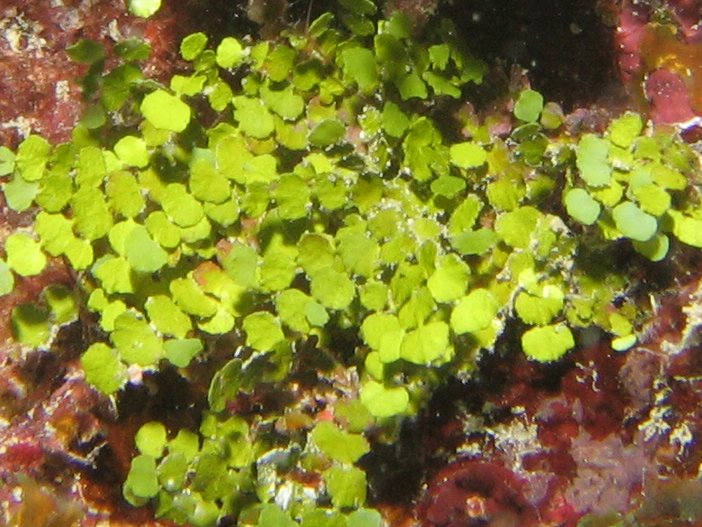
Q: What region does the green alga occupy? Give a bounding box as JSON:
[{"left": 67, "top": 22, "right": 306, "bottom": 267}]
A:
[{"left": 3, "top": 1, "right": 702, "bottom": 526}]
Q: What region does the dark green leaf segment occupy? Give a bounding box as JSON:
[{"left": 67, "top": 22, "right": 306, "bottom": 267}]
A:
[{"left": 3, "top": 1, "right": 702, "bottom": 525}]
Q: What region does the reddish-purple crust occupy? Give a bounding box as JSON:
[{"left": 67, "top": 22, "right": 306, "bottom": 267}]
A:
[
  {"left": 615, "top": 0, "right": 702, "bottom": 129},
  {"left": 415, "top": 272, "right": 702, "bottom": 526}
]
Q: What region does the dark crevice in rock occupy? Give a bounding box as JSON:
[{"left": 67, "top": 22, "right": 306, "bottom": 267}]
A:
[{"left": 440, "top": 0, "right": 622, "bottom": 110}]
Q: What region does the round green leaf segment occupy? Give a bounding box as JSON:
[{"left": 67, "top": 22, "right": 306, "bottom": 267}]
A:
[
  {"left": 72, "top": 187, "right": 113, "bottom": 240},
  {"left": 324, "top": 465, "right": 367, "bottom": 509},
  {"left": 11, "top": 303, "right": 50, "bottom": 346},
  {"left": 170, "top": 277, "right": 218, "bottom": 318},
  {"left": 449, "top": 142, "right": 487, "bottom": 169},
  {"left": 6, "top": 233, "right": 47, "bottom": 276},
  {"left": 521, "top": 323, "right": 575, "bottom": 362},
  {"left": 16, "top": 134, "right": 50, "bottom": 182},
  {"left": 341, "top": 47, "right": 379, "bottom": 92},
  {"left": 576, "top": 134, "right": 611, "bottom": 187},
  {"left": 514, "top": 89, "right": 544, "bottom": 122},
  {"left": 3, "top": 175, "right": 38, "bottom": 212},
  {"left": 125, "top": 224, "right": 168, "bottom": 273},
  {"left": 310, "top": 267, "right": 355, "bottom": 310},
  {"left": 0, "top": 260, "right": 14, "bottom": 296},
  {"left": 494, "top": 206, "right": 540, "bottom": 248},
  {"left": 125, "top": 454, "right": 159, "bottom": 500},
  {"left": 163, "top": 338, "right": 204, "bottom": 368},
  {"left": 141, "top": 90, "right": 191, "bottom": 132},
  {"left": 216, "top": 37, "right": 244, "bottom": 68},
  {"left": 310, "top": 421, "right": 370, "bottom": 463},
  {"left": 135, "top": 421, "right": 167, "bottom": 457},
  {"left": 127, "top": 0, "right": 161, "bottom": 18},
  {"left": 564, "top": 188, "right": 601, "bottom": 225},
  {"left": 608, "top": 112, "right": 643, "bottom": 148},
  {"left": 146, "top": 295, "right": 192, "bottom": 339},
  {"left": 242, "top": 311, "right": 285, "bottom": 351},
  {"left": 180, "top": 32, "right": 208, "bottom": 61},
  {"left": 161, "top": 184, "right": 204, "bottom": 227},
  {"left": 451, "top": 288, "right": 499, "bottom": 334},
  {"left": 633, "top": 233, "right": 670, "bottom": 262},
  {"left": 360, "top": 380, "right": 409, "bottom": 417},
  {"left": 258, "top": 505, "right": 297, "bottom": 527},
  {"left": 309, "top": 119, "right": 346, "bottom": 147},
  {"left": 114, "top": 135, "right": 149, "bottom": 168},
  {"left": 672, "top": 212, "right": 702, "bottom": 248},
  {"left": 233, "top": 96, "right": 275, "bottom": 138},
  {"left": 111, "top": 312, "right": 163, "bottom": 366},
  {"left": 612, "top": 201, "right": 657, "bottom": 242},
  {"left": 400, "top": 321, "right": 451, "bottom": 365},
  {"left": 515, "top": 288, "right": 564, "bottom": 326},
  {"left": 81, "top": 342, "right": 126, "bottom": 394},
  {"left": 427, "top": 254, "right": 470, "bottom": 303}
]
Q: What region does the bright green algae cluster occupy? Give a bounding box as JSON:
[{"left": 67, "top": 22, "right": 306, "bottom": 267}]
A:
[{"left": 2, "top": 1, "right": 702, "bottom": 525}]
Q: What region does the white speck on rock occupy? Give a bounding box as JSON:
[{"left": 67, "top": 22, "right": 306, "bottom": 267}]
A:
[{"left": 55, "top": 79, "right": 71, "bottom": 102}]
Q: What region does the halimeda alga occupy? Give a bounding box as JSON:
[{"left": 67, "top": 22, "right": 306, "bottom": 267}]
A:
[{"left": 3, "top": 1, "right": 702, "bottom": 526}]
